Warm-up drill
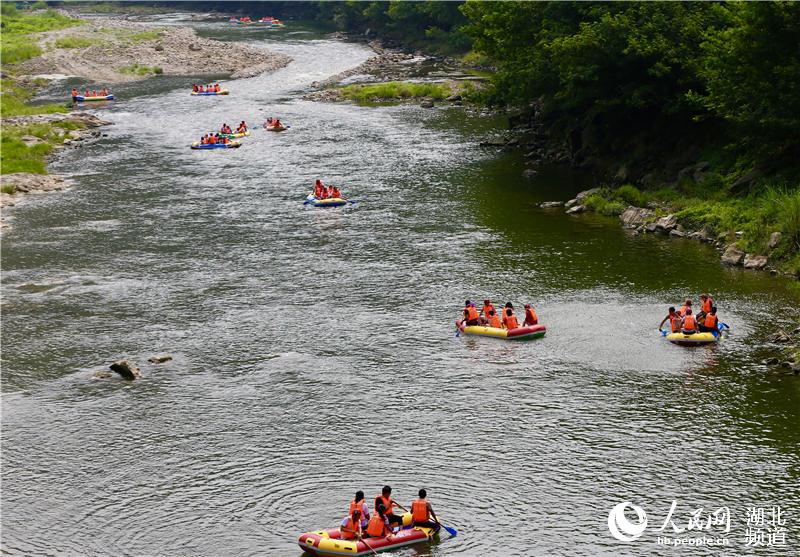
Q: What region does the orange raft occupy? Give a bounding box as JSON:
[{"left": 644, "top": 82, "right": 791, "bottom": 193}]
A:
[{"left": 298, "top": 520, "right": 435, "bottom": 556}]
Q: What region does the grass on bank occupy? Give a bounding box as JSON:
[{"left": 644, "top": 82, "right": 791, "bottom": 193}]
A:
[
  {"left": 340, "top": 81, "right": 451, "bottom": 104},
  {"left": 118, "top": 64, "right": 163, "bottom": 76},
  {"left": 0, "top": 5, "right": 79, "bottom": 64},
  {"left": 53, "top": 35, "right": 98, "bottom": 49},
  {"left": 71, "top": 2, "right": 169, "bottom": 15},
  {"left": 581, "top": 183, "right": 800, "bottom": 275}
]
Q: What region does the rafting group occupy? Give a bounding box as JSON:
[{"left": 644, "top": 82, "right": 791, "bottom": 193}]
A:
[
  {"left": 71, "top": 87, "right": 113, "bottom": 102},
  {"left": 263, "top": 117, "right": 287, "bottom": 131},
  {"left": 456, "top": 299, "right": 546, "bottom": 340},
  {"left": 658, "top": 293, "right": 728, "bottom": 345},
  {"left": 192, "top": 83, "right": 223, "bottom": 94}
]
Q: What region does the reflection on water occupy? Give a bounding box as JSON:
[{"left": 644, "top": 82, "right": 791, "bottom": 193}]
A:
[{"left": 2, "top": 18, "right": 799, "bottom": 557}]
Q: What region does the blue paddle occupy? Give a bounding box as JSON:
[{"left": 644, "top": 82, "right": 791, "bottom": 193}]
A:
[{"left": 437, "top": 521, "right": 457, "bottom": 537}]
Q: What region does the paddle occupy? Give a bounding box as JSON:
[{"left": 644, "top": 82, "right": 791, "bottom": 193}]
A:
[
  {"left": 437, "top": 520, "right": 457, "bottom": 537},
  {"left": 659, "top": 328, "right": 667, "bottom": 337},
  {"left": 361, "top": 536, "right": 379, "bottom": 557}
]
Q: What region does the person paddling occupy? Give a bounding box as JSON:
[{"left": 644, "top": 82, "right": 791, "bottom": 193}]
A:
[
  {"left": 699, "top": 306, "right": 719, "bottom": 333},
  {"left": 341, "top": 509, "right": 363, "bottom": 540},
  {"left": 461, "top": 300, "right": 480, "bottom": 327},
  {"left": 410, "top": 489, "right": 441, "bottom": 532},
  {"left": 374, "top": 486, "right": 405, "bottom": 527},
  {"left": 659, "top": 306, "right": 682, "bottom": 333},
  {"left": 523, "top": 303, "right": 538, "bottom": 326}
]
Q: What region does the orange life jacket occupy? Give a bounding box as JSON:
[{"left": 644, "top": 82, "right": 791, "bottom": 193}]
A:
[
  {"left": 411, "top": 499, "right": 429, "bottom": 522},
  {"left": 679, "top": 305, "right": 689, "bottom": 317},
  {"left": 366, "top": 514, "right": 388, "bottom": 538},
  {"left": 466, "top": 306, "right": 479, "bottom": 321},
  {"left": 524, "top": 308, "right": 538, "bottom": 325},
  {"left": 376, "top": 495, "right": 393, "bottom": 516},
  {"left": 341, "top": 516, "right": 359, "bottom": 540},
  {"left": 488, "top": 314, "right": 502, "bottom": 328},
  {"left": 669, "top": 314, "right": 681, "bottom": 332},
  {"left": 704, "top": 314, "right": 718, "bottom": 328},
  {"left": 504, "top": 313, "right": 519, "bottom": 330},
  {"left": 683, "top": 315, "right": 697, "bottom": 331},
  {"left": 349, "top": 500, "right": 365, "bottom": 517},
  {"left": 482, "top": 303, "right": 494, "bottom": 316},
  {"left": 702, "top": 298, "right": 714, "bottom": 313},
  {"left": 332, "top": 188, "right": 341, "bottom": 198}
]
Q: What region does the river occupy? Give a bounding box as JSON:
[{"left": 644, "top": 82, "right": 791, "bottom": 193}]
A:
[{"left": 2, "top": 17, "right": 799, "bottom": 557}]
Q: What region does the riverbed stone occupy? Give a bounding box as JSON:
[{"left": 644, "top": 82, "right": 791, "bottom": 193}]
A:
[
  {"left": 770, "top": 330, "right": 792, "bottom": 343},
  {"left": 768, "top": 231, "right": 782, "bottom": 250},
  {"left": 0, "top": 173, "right": 67, "bottom": 194},
  {"left": 619, "top": 206, "right": 654, "bottom": 228},
  {"left": 574, "top": 188, "right": 600, "bottom": 202},
  {"left": 522, "top": 169, "right": 538, "bottom": 179},
  {"left": 743, "top": 254, "right": 768, "bottom": 269},
  {"left": 420, "top": 99, "right": 434, "bottom": 108},
  {"left": 655, "top": 214, "right": 678, "bottom": 232},
  {"left": 21, "top": 135, "right": 46, "bottom": 147},
  {"left": 670, "top": 227, "right": 686, "bottom": 238},
  {"left": 148, "top": 355, "right": 173, "bottom": 364},
  {"left": 645, "top": 223, "right": 658, "bottom": 233},
  {"left": 721, "top": 245, "right": 745, "bottom": 266},
  {"left": 109, "top": 360, "right": 141, "bottom": 380},
  {"left": 566, "top": 205, "right": 585, "bottom": 215},
  {"left": 539, "top": 201, "right": 564, "bottom": 209}
]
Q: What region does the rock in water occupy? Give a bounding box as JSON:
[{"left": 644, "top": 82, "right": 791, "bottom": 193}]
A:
[
  {"left": 743, "top": 254, "right": 768, "bottom": 269},
  {"left": 770, "top": 330, "right": 792, "bottom": 343},
  {"left": 619, "top": 207, "right": 653, "bottom": 229},
  {"left": 420, "top": 100, "right": 434, "bottom": 108},
  {"left": 655, "top": 214, "right": 678, "bottom": 232},
  {"left": 539, "top": 201, "right": 564, "bottom": 209},
  {"left": 721, "top": 245, "right": 745, "bottom": 266},
  {"left": 109, "top": 360, "right": 141, "bottom": 380},
  {"left": 148, "top": 355, "right": 173, "bottom": 364}
]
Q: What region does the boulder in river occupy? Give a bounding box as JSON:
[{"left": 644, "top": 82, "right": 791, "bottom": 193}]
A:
[
  {"left": 566, "top": 205, "right": 585, "bottom": 215},
  {"left": 619, "top": 207, "right": 653, "bottom": 229},
  {"left": 522, "top": 169, "right": 538, "bottom": 179},
  {"left": 770, "top": 330, "right": 792, "bottom": 343},
  {"left": 148, "top": 355, "right": 173, "bottom": 364},
  {"left": 655, "top": 214, "right": 678, "bottom": 232},
  {"left": 669, "top": 227, "right": 686, "bottom": 238},
  {"left": 539, "top": 201, "right": 564, "bottom": 209},
  {"left": 743, "top": 254, "right": 768, "bottom": 269},
  {"left": 721, "top": 245, "right": 745, "bottom": 266},
  {"left": 109, "top": 360, "right": 141, "bottom": 380},
  {"left": 574, "top": 188, "right": 600, "bottom": 203},
  {"left": 420, "top": 100, "right": 434, "bottom": 108}
]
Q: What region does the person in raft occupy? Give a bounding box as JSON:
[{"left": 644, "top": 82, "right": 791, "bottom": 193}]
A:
[
  {"left": 348, "top": 490, "right": 370, "bottom": 529},
  {"left": 697, "top": 293, "right": 715, "bottom": 321},
  {"left": 374, "top": 486, "right": 406, "bottom": 527},
  {"left": 486, "top": 308, "right": 503, "bottom": 328},
  {"left": 699, "top": 306, "right": 719, "bottom": 333},
  {"left": 340, "top": 509, "right": 363, "bottom": 540},
  {"left": 235, "top": 121, "right": 248, "bottom": 133},
  {"left": 329, "top": 185, "right": 342, "bottom": 198},
  {"left": 659, "top": 306, "right": 682, "bottom": 333},
  {"left": 503, "top": 306, "right": 520, "bottom": 330},
  {"left": 410, "top": 489, "right": 441, "bottom": 532},
  {"left": 364, "top": 505, "right": 393, "bottom": 539},
  {"left": 523, "top": 303, "right": 538, "bottom": 326},
  {"left": 681, "top": 308, "right": 699, "bottom": 335},
  {"left": 313, "top": 179, "right": 325, "bottom": 199},
  {"left": 678, "top": 299, "right": 692, "bottom": 316},
  {"left": 461, "top": 300, "right": 480, "bottom": 327},
  {"left": 479, "top": 299, "right": 495, "bottom": 325}
]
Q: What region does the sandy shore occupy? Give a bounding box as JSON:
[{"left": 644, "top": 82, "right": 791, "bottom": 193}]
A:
[{"left": 18, "top": 15, "right": 291, "bottom": 84}]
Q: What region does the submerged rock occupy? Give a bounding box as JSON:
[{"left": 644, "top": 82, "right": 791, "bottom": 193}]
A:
[
  {"left": 420, "top": 99, "right": 434, "bottom": 108},
  {"left": 522, "top": 169, "right": 538, "bottom": 179},
  {"left": 539, "top": 201, "right": 564, "bottom": 209},
  {"left": 566, "top": 205, "right": 585, "bottom": 215},
  {"left": 619, "top": 207, "right": 653, "bottom": 229},
  {"left": 721, "top": 245, "right": 745, "bottom": 266},
  {"left": 148, "top": 355, "right": 173, "bottom": 364},
  {"left": 109, "top": 360, "right": 141, "bottom": 381},
  {"left": 743, "top": 254, "right": 768, "bottom": 269}
]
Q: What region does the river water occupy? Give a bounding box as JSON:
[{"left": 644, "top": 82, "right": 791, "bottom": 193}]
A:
[{"left": 2, "top": 18, "right": 799, "bottom": 557}]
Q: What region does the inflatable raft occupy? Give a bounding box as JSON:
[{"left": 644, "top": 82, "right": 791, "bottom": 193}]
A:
[
  {"left": 73, "top": 94, "right": 114, "bottom": 102},
  {"left": 456, "top": 320, "right": 547, "bottom": 340},
  {"left": 190, "top": 141, "right": 241, "bottom": 149},
  {"left": 212, "top": 130, "right": 250, "bottom": 139},
  {"left": 665, "top": 331, "right": 719, "bottom": 346},
  {"left": 264, "top": 123, "right": 287, "bottom": 132},
  {"left": 299, "top": 516, "right": 435, "bottom": 557},
  {"left": 305, "top": 193, "right": 347, "bottom": 207},
  {"left": 191, "top": 90, "right": 229, "bottom": 96}
]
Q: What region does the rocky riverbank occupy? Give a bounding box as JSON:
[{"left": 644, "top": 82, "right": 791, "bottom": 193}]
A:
[{"left": 17, "top": 15, "right": 291, "bottom": 83}]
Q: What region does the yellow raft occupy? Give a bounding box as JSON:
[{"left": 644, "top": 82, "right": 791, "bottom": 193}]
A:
[{"left": 666, "top": 331, "right": 719, "bottom": 346}]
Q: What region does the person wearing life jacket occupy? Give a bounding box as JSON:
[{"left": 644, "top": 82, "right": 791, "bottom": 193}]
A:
[
  {"left": 273, "top": 118, "right": 282, "bottom": 128},
  {"left": 331, "top": 186, "right": 342, "bottom": 199},
  {"left": 374, "top": 486, "right": 405, "bottom": 527},
  {"left": 462, "top": 300, "right": 480, "bottom": 327},
  {"left": 523, "top": 303, "right": 538, "bottom": 326},
  {"left": 348, "top": 490, "right": 370, "bottom": 529},
  {"left": 503, "top": 307, "right": 520, "bottom": 330},
  {"left": 410, "top": 489, "right": 440, "bottom": 531},
  {"left": 236, "top": 121, "right": 247, "bottom": 133},
  {"left": 71, "top": 88, "right": 79, "bottom": 98},
  {"left": 678, "top": 299, "right": 692, "bottom": 317},
  {"left": 699, "top": 306, "right": 719, "bottom": 333},
  {"left": 85, "top": 89, "right": 90, "bottom": 96},
  {"left": 486, "top": 308, "right": 502, "bottom": 328},
  {"left": 479, "top": 299, "right": 495, "bottom": 325},
  {"left": 659, "top": 307, "right": 682, "bottom": 333},
  {"left": 697, "top": 293, "right": 715, "bottom": 320},
  {"left": 681, "top": 308, "right": 698, "bottom": 335},
  {"left": 313, "top": 179, "right": 324, "bottom": 199},
  {"left": 215, "top": 83, "right": 221, "bottom": 92},
  {"left": 364, "top": 505, "right": 392, "bottom": 539},
  {"left": 340, "top": 509, "right": 363, "bottom": 540}
]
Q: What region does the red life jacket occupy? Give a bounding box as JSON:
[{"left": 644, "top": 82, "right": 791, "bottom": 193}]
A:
[
  {"left": 411, "top": 499, "right": 429, "bottom": 522},
  {"left": 524, "top": 308, "right": 538, "bottom": 325}
]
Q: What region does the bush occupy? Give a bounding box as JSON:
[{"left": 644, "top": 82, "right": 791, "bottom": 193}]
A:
[
  {"left": 31, "top": 1, "right": 48, "bottom": 9},
  {"left": 614, "top": 184, "right": 646, "bottom": 207},
  {"left": 601, "top": 200, "right": 627, "bottom": 216},
  {"left": 340, "top": 81, "right": 450, "bottom": 103},
  {"left": 118, "top": 64, "right": 161, "bottom": 76},
  {"left": 153, "top": 66, "right": 163, "bottom": 75},
  {"left": 1, "top": 184, "right": 17, "bottom": 195},
  {"left": 583, "top": 193, "right": 608, "bottom": 213}
]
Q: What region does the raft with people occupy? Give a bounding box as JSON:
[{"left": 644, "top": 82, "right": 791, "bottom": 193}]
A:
[
  {"left": 263, "top": 117, "right": 288, "bottom": 131},
  {"left": 658, "top": 293, "right": 729, "bottom": 346},
  {"left": 190, "top": 140, "right": 241, "bottom": 149},
  {"left": 457, "top": 299, "right": 545, "bottom": 340},
  {"left": 71, "top": 88, "right": 113, "bottom": 102},
  {"left": 213, "top": 121, "right": 250, "bottom": 138},
  {"left": 299, "top": 518, "right": 434, "bottom": 557},
  {"left": 305, "top": 180, "right": 349, "bottom": 207}
]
